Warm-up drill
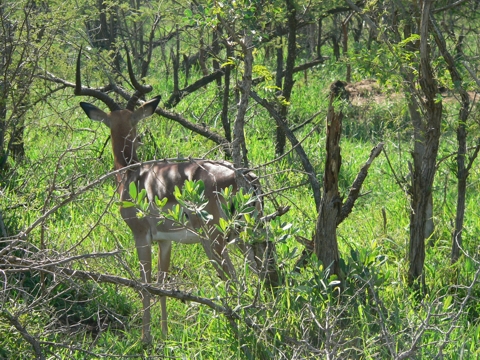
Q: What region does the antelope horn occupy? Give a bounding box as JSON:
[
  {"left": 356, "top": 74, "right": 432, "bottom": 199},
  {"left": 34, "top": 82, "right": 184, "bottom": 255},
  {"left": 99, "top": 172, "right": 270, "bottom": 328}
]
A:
[
  {"left": 75, "top": 47, "right": 121, "bottom": 112},
  {"left": 125, "top": 48, "right": 153, "bottom": 111}
]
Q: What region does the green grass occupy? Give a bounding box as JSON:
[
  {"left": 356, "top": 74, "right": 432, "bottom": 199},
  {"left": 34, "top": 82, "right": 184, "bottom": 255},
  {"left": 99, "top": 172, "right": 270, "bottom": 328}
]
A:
[{"left": 1, "top": 57, "right": 480, "bottom": 359}]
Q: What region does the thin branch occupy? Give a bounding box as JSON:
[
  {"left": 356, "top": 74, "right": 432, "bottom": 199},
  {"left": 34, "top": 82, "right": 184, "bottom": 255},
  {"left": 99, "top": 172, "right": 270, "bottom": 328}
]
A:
[
  {"left": 338, "top": 142, "right": 384, "bottom": 225},
  {"left": 249, "top": 90, "right": 321, "bottom": 210},
  {"left": 155, "top": 107, "right": 230, "bottom": 156},
  {"left": 465, "top": 140, "right": 480, "bottom": 174},
  {"left": 462, "top": 60, "right": 480, "bottom": 88},
  {"left": 382, "top": 147, "right": 407, "bottom": 192},
  {"left": 433, "top": 0, "right": 470, "bottom": 13},
  {"left": 163, "top": 69, "right": 225, "bottom": 109},
  {"left": 3, "top": 255, "right": 233, "bottom": 316},
  {"left": 1, "top": 310, "right": 45, "bottom": 360}
]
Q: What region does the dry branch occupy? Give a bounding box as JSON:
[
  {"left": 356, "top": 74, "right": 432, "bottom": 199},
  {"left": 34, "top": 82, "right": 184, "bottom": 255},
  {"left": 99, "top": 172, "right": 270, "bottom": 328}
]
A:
[
  {"left": 163, "top": 69, "right": 224, "bottom": 109},
  {"left": 338, "top": 142, "right": 384, "bottom": 225},
  {"left": 2, "top": 254, "right": 234, "bottom": 318},
  {"left": 314, "top": 82, "right": 345, "bottom": 279},
  {"left": 1, "top": 310, "right": 46, "bottom": 360},
  {"left": 155, "top": 107, "right": 231, "bottom": 156},
  {"left": 249, "top": 90, "right": 321, "bottom": 210}
]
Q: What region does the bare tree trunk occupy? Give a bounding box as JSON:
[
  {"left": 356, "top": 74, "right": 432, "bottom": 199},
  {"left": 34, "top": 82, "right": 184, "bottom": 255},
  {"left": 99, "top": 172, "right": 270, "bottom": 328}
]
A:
[
  {"left": 232, "top": 34, "right": 253, "bottom": 176},
  {"left": 275, "top": 27, "right": 285, "bottom": 155},
  {"left": 316, "top": 17, "right": 323, "bottom": 59},
  {"left": 430, "top": 19, "right": 471, "bottom": 264},
  {"left": 342, "top": 16, "right": 351, "bottom": 83},
  {"left": 221, "top": 42, "right": 233, "bottom": 143},
  {"left": 275, "top": 0, "right": 296, "bottom": 156},
  {"left": 408, "top": 0, "right": 442, "bottom": 291},
  {"left": 403, "top": 15, "right": 435, "bottom": 245},
  {"left": 314, "top": 81, "right": 347, "bottom": 281},
  {"left": 331, "top": 14, "right": 341, "bottom": 61}
]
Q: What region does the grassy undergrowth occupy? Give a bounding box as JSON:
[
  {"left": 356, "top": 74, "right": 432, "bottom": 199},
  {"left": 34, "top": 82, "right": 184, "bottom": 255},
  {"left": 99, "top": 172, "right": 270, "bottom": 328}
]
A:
[{"left": 1, "top": 59, "right": 480, "bottom": 359}]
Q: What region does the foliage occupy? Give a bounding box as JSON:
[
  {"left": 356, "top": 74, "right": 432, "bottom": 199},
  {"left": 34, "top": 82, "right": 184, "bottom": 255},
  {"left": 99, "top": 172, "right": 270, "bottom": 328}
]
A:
[{"left": 1, "top": 0, "right": 480, "bottom": 358}]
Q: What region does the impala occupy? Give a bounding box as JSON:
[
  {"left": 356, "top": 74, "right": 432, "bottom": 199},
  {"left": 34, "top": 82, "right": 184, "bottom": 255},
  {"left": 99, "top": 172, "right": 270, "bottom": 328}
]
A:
[{"left": 75, "top": 49, "right": 270, "bottom": 343}]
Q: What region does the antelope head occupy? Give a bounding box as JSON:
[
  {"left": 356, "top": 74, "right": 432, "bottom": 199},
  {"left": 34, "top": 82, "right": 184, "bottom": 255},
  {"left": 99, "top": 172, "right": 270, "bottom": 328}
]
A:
[
  {"left": 75, "top": 48, "right": 161, "bottom": 168},
  {"left": 79, "top": 96, "right": 161, "bottom": 168}
]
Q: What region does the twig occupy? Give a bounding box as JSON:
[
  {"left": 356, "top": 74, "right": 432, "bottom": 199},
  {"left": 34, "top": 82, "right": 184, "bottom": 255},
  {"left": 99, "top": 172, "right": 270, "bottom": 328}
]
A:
[
  {"left": 3, "top": 255, "right": 234, "bottom": 317},
  {"left": 338, "top": 142, "right": 384, "bottom": 225},
  {"left": 434, "top": 0, "right": 470, "bottom": 13},
  {"left": 1, "top": 310, "right": 46, "bottom": 360},
  {"left": 462, "top": 61, "right": 480, "bottom": 88},
  {"left": 260, "top": 205, "right": 290, "bottom": 222},
  {"left": 250, "top": 90, "right": 321, "bottom": 210},
  {"left": 382, "top": 146, "right": 406, "bottom": 192}
]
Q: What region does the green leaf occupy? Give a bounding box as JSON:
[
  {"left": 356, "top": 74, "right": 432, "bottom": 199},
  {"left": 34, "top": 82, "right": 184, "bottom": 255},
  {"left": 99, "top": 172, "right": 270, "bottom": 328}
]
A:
[
  {"left": 173, "top": 185, "right": 182, "bottom": 199},
  {"left": 221, "top": 58, "right": 236, "bottom": 68},
  {"left": 137, "top": 189, "right": 147, "bottom": 203},
  {"left": 129, "top": 182, "right": 137, "bottom": 200},
  {"left": 218, "top": 218, "right": 229, "bottom": 232},
  {"left": 155, "top": 196, "right": 168, "bottom": 208},
  {"left": 117, "top": 201, "right": 135, "bottom": 208},
  {"left": 443, "top": 295, "right": 453, "bottom": 311},
  {"left": 399, "top": 34, "right": 420, "bottom": 47}
]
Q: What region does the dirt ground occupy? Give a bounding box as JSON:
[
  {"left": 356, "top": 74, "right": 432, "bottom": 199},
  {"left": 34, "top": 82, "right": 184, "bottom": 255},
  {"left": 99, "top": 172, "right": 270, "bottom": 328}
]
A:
[{"left": 345, "top": 79, "right": 479, "bottom": 106}]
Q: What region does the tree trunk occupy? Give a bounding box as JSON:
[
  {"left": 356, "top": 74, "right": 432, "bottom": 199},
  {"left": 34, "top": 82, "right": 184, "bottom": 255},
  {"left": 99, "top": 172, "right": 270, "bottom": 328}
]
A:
[
  {"left": 221, "top": 43, "right": 233, "bottom": 143},
  {"left": 314, "top": 81, "right": 347, "bottom": 281},
  {"left": 275, "top": 27, "right": 285, "bottom": 155},
  {"left": 342, "top": 17, "right": 351, "bottom": 83},
  {"left": 316, "top": 17, "right": 323, "bottom": 59},
  {"left": 275, "top": 0, "right": 296, "bottom": 156},
  {"left": 232, "top": 34, "right": 253, "bottom": 174},
  {"left": 430, "top": 18, "right": 471, "bottom": 264},
  {"left": 408, "top": 0, "right": 442, "bottom": 291}
]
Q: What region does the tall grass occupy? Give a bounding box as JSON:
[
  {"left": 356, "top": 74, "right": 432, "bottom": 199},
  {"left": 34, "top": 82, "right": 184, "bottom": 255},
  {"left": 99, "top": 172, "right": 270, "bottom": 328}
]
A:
[{"left": 1, "top": 55, "right": 479, "bottom": 359}]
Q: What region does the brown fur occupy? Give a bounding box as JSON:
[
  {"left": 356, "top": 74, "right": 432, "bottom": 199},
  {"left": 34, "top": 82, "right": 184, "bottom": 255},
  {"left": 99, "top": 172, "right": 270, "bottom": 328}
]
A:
[{"left": 80, "top": 97, "right": 261, "bottom": 342}]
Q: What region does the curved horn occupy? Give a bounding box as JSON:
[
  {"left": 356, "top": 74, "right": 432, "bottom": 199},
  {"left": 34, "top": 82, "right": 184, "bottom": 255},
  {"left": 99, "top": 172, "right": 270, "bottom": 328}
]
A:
[
  {"left": 75, "top": 47, "right": 121, "bottom": 112},
  {"left": 125, "top": 48, "right": 153, "bottom": 111}
]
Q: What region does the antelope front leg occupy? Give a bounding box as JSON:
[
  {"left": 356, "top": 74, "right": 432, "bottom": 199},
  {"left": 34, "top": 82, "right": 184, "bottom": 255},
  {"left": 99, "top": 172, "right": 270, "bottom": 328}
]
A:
[
  {"left": 135, "top": 236, "right": 152, "bottom": 344},
  {"left": 202, "top": 229, "right": 236, "bottom": 281},
  {"left": 158, "top": 240, "right": 172, "bottom": 336}
]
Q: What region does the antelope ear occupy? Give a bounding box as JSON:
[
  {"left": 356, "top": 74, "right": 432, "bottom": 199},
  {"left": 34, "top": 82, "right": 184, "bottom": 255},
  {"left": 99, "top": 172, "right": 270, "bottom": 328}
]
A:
[
  {"left": 79, "top": 102, "right": 111, "bottom": 128},
  {"left": 131, "top": 95, "right": 161, "bottom": 125}
]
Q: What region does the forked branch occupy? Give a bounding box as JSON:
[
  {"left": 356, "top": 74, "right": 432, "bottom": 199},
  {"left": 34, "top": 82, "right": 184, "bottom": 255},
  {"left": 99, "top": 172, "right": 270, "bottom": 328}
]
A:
[{"left": 338, "top": 142, "right": 384, "bottom": 225}]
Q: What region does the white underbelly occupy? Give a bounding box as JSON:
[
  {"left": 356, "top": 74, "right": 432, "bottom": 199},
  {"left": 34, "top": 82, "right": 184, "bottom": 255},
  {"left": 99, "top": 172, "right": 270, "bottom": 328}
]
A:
[{"left": 151, "top": 228, "right": 202, "bottom": 244}]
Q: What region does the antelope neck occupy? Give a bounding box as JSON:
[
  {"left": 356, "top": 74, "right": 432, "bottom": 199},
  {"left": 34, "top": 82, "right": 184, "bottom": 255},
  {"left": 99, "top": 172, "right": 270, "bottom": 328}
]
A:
[{"left": 112, "top": 136, "right": 138, "bottom": 170}]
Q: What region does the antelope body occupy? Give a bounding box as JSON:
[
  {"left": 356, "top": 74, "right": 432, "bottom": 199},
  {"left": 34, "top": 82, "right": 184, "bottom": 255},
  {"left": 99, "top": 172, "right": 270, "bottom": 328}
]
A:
[
  {"left": 79, "top": 97, "right": 259, "bottom": 342},
  {"left": 74, "top": 47, "right": 276, "bottom": 343}
]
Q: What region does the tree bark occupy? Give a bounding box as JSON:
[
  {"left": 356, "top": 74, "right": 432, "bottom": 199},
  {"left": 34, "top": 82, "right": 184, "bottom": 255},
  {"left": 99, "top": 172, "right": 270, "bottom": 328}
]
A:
[
  {"left": 316, "top": 17, "right": 323, "bottom": 59},
  {"left": 275, "top": 0, "right": 297, "bottom": 156},
  {"left": 314, "top": 81, "right": 347, "bottom": 280},
  {"left": 408, "top": 0, "right": 442, "bottom": 291},
  {"left": 342, "top": 16, "right": 351, "bottom": 83},
  {"left": 221, "top": 43, "right": 233, "bottom": 143},
  {"left": 430, "top": 18, "right": 471, "bottom": 264},
  {"left": 232, "top": 34, "right": 253, "bottom": 176}
]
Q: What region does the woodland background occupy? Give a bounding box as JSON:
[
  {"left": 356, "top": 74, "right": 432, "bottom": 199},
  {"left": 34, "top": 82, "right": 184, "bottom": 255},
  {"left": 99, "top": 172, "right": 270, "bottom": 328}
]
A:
[{"left": 1, "top": 0, "right": 480, "bottom": 358}]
